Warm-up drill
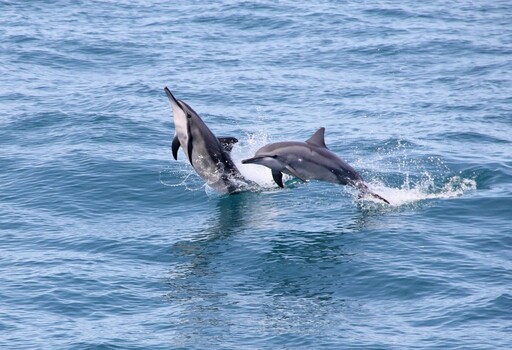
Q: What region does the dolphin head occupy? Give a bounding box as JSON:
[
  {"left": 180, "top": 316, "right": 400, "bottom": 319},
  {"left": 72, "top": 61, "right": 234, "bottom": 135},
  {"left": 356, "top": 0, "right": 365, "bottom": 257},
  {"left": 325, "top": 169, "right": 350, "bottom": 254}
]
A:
[
  {"left": 241, "top": 144, "right": 287, "bottom": 169},
  {"left": 164, "top": 87, "right": 202, "bottom": 135},
  {"left": 241, "top": 154, "right": 282, "bottom": 167}
]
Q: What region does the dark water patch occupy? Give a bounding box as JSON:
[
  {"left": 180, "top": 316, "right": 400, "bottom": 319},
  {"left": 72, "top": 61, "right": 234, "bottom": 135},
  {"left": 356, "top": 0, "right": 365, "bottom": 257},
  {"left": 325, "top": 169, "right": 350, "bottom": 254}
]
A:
[
  {"left": 2, "top": 110, "right": 71, "bottom": 134},
  {"left": 459, "top": 164, "right": 510, "bottom": 188},
  {"left": 5, "top": 33, "right": 41, "bottom": 44},
  {"left": 15, "top": 48, "right": 94, "bottom": 71},
  {"left": 1, "top": 153, "right": 175, "bottom": 218},
  {"left": 432, "top": 131, "right": 511, "bottom": 144},
  {"left": 363, "top": 7, "right": 416, "bottom": 19}
]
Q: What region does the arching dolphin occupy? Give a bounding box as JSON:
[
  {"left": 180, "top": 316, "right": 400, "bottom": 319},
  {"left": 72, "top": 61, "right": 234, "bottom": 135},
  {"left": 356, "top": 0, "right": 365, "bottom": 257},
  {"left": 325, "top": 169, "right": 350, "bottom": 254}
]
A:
[
  {"left": 164, "top": 87, "right": 254, "bottom": 194},
  {"left": 242, "top": 127, "right": 389, "bottom": 204}
]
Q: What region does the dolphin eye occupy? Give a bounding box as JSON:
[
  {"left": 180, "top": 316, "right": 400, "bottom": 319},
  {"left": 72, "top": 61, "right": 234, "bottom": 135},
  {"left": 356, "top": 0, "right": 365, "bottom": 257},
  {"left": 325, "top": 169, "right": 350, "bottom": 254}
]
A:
[{"left": 187, "top": 114, "right": 192, "bottom": 119}]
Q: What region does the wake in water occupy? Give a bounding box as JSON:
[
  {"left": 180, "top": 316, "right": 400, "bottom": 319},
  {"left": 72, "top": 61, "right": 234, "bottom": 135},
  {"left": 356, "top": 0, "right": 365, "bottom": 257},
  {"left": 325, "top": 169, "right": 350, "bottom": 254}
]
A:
[
  {"left": 355, "top": 175, "right": 477, "bottom": 208},
  {"left": 162, "top": 130, "right": 477, "bottom": 205},
  {"left": 351, "top": 139, "right": 477, "bottom": 208},
  {"left": 159, "top": 165, "right": 207, "bottom": 192}
]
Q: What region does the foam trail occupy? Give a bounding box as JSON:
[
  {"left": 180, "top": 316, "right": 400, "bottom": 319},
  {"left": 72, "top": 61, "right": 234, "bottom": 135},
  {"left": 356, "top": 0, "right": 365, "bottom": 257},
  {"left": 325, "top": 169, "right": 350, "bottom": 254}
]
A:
[{"left": 361, "top": 176, "right": 477, "bottom": 207}]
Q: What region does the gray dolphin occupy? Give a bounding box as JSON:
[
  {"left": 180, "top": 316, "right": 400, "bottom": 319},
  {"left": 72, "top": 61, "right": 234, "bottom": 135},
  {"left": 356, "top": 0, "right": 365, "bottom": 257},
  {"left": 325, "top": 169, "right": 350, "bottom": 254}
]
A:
[
  {"left": 242, "top": 127, "right": 389, "bottom": 204},
  {"left": 164, "top": 87, "right": 254, "bottom": 194}
]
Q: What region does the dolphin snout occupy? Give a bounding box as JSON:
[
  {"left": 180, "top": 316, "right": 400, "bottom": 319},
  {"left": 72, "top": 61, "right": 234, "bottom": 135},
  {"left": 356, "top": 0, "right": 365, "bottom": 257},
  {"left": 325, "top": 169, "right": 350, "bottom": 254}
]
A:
[
  {"left": 241, "top": 157, "right": 259, "bottom": 164},
  {"left": 164, "top": 87, "right": 182, "bottom": 110},
  {"left": 242, "top": 156, "right": 269, "bottom": 164}
]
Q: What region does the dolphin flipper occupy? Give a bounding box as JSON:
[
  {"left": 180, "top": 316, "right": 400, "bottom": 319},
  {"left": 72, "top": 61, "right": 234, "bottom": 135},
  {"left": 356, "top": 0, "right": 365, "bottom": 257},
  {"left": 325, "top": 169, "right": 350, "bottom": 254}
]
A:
[
  {"left": 218, "top": 137, "right": 239, "bottom": 153},
  {"left": 272, "top": 169, "right": 284, "bottom": 188},
  {"left": 172, "top": 135, "right": 181, "bottom": 160},
  {"left": 186, "top": 123, "right": 193, "bottom": 164}
]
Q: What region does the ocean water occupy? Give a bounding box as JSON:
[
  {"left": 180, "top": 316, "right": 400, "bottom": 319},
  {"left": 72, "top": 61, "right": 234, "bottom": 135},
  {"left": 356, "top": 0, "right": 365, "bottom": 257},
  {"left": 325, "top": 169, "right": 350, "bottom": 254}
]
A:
[{"left": 1, "top": 0, "right": 511, "bottom": 349}]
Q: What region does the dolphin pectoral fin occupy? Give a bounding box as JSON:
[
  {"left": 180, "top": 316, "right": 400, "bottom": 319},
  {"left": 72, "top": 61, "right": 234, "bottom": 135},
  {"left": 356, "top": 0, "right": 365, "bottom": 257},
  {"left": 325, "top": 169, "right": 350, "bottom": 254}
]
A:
[
  {"left": 186, "top": 123, "right": 193, "bottom": 165},
  {"left": 218, "top": 137, "right": 239, "bottom": 153},
  {"left": 271, "top": 169, "right": 284, "bottom": 188},
  {"left": 186, "top": 137, "right": 193, "bottom": 164},
  {"left": 172, "top": 135, "right": 181, "bottom": 160},
  {"left": 284, "top": 165, "right": 307, "bottom": 182}
]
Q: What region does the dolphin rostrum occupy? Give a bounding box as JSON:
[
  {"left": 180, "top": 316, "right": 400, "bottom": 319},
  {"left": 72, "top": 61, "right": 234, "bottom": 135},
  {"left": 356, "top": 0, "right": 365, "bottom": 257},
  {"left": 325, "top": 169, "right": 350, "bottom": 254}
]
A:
[
  {"left": 164, "top": 87, "right": 254, "bottom": 194},
  {"left": 242, "top": 127, "right": 389, "bottom": 204}
]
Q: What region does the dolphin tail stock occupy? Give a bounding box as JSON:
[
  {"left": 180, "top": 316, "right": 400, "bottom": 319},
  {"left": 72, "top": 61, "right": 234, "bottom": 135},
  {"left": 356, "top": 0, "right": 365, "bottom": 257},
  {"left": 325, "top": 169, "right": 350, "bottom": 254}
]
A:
[
  {"left": 354, "top": 181, "right": 390, "bottom": 205},
  {"left": 365, "top": 190, "right": 390, "bottom": 205}
]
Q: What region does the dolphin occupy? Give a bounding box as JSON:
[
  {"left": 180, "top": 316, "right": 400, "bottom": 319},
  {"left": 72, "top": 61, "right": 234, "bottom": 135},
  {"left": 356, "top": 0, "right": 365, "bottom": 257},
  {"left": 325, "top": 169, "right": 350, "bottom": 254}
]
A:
[
  {"left": 164, "top": 87, "right": 254, "bottom": 194},
  {"left": 241, "top": 127, "right": 389, "bottom": 204}
]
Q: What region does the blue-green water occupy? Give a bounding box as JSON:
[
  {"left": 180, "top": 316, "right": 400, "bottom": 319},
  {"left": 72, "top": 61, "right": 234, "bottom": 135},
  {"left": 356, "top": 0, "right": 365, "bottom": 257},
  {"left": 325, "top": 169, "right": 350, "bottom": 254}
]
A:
[{"left": 1, "top": 1, "right": 511, "bottom": 349}]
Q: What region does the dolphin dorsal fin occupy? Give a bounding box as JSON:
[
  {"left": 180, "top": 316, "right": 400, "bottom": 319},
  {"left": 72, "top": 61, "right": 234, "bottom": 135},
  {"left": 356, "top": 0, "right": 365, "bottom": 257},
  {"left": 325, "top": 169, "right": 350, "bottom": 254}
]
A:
[
  {"left": 305, "top": 127, "right": 327, "bottom": 148},
  {"left": 218, "top": 137, "right": 239, "bottom": 153}
]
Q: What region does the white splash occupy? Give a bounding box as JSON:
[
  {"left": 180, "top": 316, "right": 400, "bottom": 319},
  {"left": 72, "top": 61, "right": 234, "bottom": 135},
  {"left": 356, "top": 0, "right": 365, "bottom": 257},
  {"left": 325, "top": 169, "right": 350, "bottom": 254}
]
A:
[
  {"left": 162, "top": 131, "right": 477, "bottom": 206},
  {"left": 160, "top": 131, "right": 278, "bottom": 193},
  {"left": 362, "top": 175, "right": 477, "bottom": 207},
  {"left": 230, "top": 131, "right": 277, "bottom": 189}
]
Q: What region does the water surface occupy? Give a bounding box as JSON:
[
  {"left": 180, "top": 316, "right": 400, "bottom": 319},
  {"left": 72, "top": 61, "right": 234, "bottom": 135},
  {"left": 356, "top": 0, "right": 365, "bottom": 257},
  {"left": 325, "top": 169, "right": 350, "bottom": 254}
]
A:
[{"left": 1, "top": 1, "right": 511, "bottom": 349}]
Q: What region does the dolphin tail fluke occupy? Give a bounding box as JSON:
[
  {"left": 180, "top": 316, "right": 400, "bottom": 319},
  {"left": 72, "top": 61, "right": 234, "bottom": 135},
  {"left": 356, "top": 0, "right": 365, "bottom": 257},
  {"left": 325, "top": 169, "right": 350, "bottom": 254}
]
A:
[
  {"left": 355, "top": 181, "right": 390, "bottom": 205},
  {"left": 217, "top": 137, "right": 239, "bottom": 153},
  {"left": 367, "top": 191, "right": 390, "bottom": 205}
]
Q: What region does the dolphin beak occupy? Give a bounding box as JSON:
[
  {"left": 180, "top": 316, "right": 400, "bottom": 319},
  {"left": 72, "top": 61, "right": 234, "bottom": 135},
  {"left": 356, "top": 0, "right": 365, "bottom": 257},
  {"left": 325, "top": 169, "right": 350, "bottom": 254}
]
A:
[
  {"left": 241, "top": 157, "right": 262, "bottom": 164},
  {"left": 164, "top": 87, "right": 181, "bottom": 108}
]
